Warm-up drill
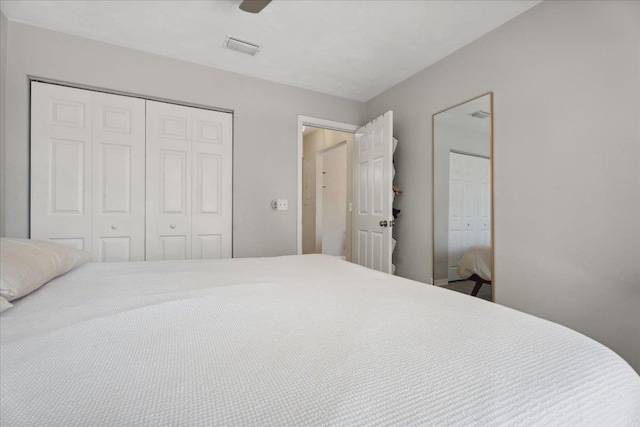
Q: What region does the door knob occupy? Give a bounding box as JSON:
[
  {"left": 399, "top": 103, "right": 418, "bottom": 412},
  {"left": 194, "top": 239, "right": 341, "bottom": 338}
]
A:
[
  {"left": 379, "top": 220, "right": 388, "bottom": 227},
  {"left": 389, "top": 220, "right": 395, "bottom": 227},
  {"left": 170, "top": 224, "right": 177, "bottom": 229},
  {"left": 111, "top": 224, "right": 118, "bottom": 230}
]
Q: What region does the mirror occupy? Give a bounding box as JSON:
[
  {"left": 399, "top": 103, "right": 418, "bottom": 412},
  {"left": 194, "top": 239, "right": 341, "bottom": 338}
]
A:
[{"left": 432, "top": 93, "right": 493, "bottom": 301}]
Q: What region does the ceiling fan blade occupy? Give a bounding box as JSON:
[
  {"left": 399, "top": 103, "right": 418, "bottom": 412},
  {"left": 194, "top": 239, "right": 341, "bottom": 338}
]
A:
[{"left": 239, "top": 0, "right": 272, "bottom": 14}]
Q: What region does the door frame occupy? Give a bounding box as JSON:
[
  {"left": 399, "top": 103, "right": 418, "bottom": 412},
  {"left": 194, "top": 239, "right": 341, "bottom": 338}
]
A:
[{"left": 297, "top": 116, "right": 359, "bottom": 255}]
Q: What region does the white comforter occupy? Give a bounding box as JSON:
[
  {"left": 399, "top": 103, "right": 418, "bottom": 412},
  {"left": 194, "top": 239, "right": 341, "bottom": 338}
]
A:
[
  {"left": 1, "top": 255, "right": 638, "bottom": 426},
  {"left": 457, "top": 245, "right": 492, "bottom": 281}
]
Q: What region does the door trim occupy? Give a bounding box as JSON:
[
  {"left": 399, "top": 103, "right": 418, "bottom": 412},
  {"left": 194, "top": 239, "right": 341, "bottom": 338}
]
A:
[
  {"left": 297, "top": 116, "right": 359, "bottom": 255},
  {"left": 28, "top": 76, "right": 234, "bottom": 114}
]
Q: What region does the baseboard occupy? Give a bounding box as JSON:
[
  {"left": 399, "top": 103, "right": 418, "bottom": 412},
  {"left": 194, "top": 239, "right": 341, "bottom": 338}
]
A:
[{"left": 434, "top": 279, "right": 449, "bottom": 286}]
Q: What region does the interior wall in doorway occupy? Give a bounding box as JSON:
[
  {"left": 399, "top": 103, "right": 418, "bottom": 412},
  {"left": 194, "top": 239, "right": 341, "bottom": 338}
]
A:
[
  {"left": 302, "top": 128, "right": 354, "bottom": 260},
  {"left": 318, "top": 143, "right": 347, "bottom": 256}
]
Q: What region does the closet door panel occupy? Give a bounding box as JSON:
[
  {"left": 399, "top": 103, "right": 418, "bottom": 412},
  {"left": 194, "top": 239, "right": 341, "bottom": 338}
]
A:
[
  {"left": 196, "top": 234, "right": 222, "bottom": 259},
  {"left": 50, "top": 140, "right": 85, "bottom": 213},
  {"left": 92, "top": 92, "right": 146, "bottom": 261},
  {"left": 146, "top": 101, "right": 193, "bottom": 260},
  {"left": 161, "top": 150, "right": 188, "bottom": 213},
  {"left": 99, "top": 237, "right": 131, "bottom": 263},
  {"left": 161, "top": 235, "right": 188, "bottom": 260},
  {"left": 191, "top": 108, "right": 232, "bottom": 259},
  {"left": 31, "top": 82, "right": 93, "bottom": 251},
  {"left": 479, "top": 158, "right": 491, "bottom": 245}
]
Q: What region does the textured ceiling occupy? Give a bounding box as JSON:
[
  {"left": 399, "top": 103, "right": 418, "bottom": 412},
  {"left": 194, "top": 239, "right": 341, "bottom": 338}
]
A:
[{"left": 0, "top": 0, "right": 541, "bottom": 101}]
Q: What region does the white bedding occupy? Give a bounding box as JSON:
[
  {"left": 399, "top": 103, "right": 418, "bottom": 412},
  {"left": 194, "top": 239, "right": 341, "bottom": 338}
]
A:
[
  {"left": 1, "top": 255, "right": 638, "bottom": 426},
  {"left": 457, "top": 245, "right": 492, "bottom": 281}
]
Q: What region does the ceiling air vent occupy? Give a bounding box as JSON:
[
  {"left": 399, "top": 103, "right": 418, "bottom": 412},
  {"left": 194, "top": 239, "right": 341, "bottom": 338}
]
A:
[
  {"left": 469, "top": 110, "right": 490, "bottom": 119},
  {"left": 223, "top": 36, "right": 261, "bottom": 56}
]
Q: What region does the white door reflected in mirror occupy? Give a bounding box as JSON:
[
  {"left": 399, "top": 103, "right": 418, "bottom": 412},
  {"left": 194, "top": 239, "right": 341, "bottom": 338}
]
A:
[{"left": 432, "top": 93, "right": 493, "bottom": 301}]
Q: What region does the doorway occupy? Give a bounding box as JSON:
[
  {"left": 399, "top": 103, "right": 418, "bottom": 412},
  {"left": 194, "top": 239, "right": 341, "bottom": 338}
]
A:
[
  {"left": 300, "top": 124, "right": 355, "bottom": 260},
  {"left": 298, "top": 113, "right": 397, "bottom": 274}
]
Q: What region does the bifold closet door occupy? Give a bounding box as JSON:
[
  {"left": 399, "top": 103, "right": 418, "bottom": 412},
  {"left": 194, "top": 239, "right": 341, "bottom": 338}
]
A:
[
  {"left": 31, "top": 82, "right": 146, "bottom": 261},
  {"left": 448, "top": 152, "right": 490, "bottom": 281},
  {"left": 91, "top": 92, "right": 146, "bottom": 262},
  {"left": 145, "top": 101, "right": 232, "bottom": 260}
]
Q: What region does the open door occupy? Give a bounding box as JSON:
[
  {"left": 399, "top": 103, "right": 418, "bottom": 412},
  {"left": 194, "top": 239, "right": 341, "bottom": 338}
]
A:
[{"left": 352, "top": 111, "right": 394, "bottom": 273}]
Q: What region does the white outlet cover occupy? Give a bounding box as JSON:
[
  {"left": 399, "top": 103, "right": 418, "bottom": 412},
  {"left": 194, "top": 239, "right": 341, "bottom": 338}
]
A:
[{"left": 277, "top": 199, "right": 288, "bottom": 210}]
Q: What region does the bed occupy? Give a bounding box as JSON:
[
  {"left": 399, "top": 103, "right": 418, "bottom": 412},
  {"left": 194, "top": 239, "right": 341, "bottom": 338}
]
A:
[
  {"left": 1, "top": 254, "right": 639, "bottom": 425},
  {"left": 457, "top": 245, "right": 492, "bottom": 296}
]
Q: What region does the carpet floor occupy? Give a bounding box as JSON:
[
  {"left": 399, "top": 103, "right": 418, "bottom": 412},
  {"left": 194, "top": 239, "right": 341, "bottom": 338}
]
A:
[{"left": 440, "top": 280, "right": 492, "bottom": 301}]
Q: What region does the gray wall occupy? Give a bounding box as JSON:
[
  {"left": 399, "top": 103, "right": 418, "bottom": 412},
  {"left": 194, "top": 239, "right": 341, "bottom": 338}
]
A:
[
  {"left": 0, "top": 12, "right": 8, "bottom": 236},
  {"left": 366, "top": 0, "right": 640, "bottom": 372},
  {"left": 0, "top": 21, "right": 365, "bottom": 257}
]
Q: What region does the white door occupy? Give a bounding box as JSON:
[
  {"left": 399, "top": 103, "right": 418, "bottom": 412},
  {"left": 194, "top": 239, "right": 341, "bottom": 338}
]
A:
[
  {"left": 190, "top": 106, "right": 233, "bottom": 260},
  {"left": 448, "top": 152, "right": 490, "bottom": 280},
  {"left": 461, "top": 154, "right": 477, "bottom": 254},
  {"left": 145, "top": 101, "right": 192, "bottom": 260},
  {"left": 352, "top": 111, "right": 394, "bottom": 273},
  {"left": 319, "top": 143, "right": 347, "bottom": 256},
  {"left": 91, "top": 91, "right": 146, "bottom": 261},
  {"left": 448, "top": 153, "right": 464, "bottom": 280},
  {"left": 478, "top": 158, "right": 491, "bottom": 245},
  {"left": 31, "top": 82, "right": 145, "bottom": 261},
  {"left": 31, "top": 83, "right": 93, "bottom": 251},
  {"left": 146, "top": 101, "right": 232, "bottom": 261}
]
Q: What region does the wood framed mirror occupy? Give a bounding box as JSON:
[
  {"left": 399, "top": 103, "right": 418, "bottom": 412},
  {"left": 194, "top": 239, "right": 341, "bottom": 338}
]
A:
[{"left": 432, "top": 92, "right": 494, "bottom": 301}]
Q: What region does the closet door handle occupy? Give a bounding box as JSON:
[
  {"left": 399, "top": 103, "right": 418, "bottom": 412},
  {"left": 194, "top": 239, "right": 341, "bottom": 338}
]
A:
[
  {"left": 111, "top": 224, "right": 118, "bottom": 230},
  {"left": 170, "top": 224, "right": 177, "bottom": 229},
  {"left": 379, "top": 220, "right": 388, "bottom": 227}
]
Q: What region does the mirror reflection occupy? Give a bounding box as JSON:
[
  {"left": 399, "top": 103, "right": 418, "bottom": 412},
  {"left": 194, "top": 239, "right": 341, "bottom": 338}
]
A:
[{"left": 433, "top": 93, "right": 493, "bottom": 301}]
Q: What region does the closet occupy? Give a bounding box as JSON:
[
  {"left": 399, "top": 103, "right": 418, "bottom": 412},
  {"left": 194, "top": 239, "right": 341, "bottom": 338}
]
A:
[{"left": 30, "top": 82, "right": 232, "bottom": 262}]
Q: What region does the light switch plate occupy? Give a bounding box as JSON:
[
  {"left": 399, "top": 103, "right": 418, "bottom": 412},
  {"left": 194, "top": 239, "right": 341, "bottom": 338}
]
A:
[{"left": 272, "top": 199, "right": 288, "bottom": 210}]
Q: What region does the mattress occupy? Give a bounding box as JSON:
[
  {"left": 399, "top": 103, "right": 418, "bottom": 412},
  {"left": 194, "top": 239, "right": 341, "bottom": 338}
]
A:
[
  {"left": 457, "top": 245, "right": 492, "bottom": 281},
  {"left": 1, "top": 255, "right": 638, "bottom": 426}
]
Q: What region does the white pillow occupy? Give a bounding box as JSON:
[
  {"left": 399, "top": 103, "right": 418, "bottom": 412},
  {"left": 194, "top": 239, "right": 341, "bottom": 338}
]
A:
[
  {"left": 0, "top": 296, "right": 12, "bottom": 313},
  {"left": 0, "top": 238, "right": 91, "bottom": 301}
]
